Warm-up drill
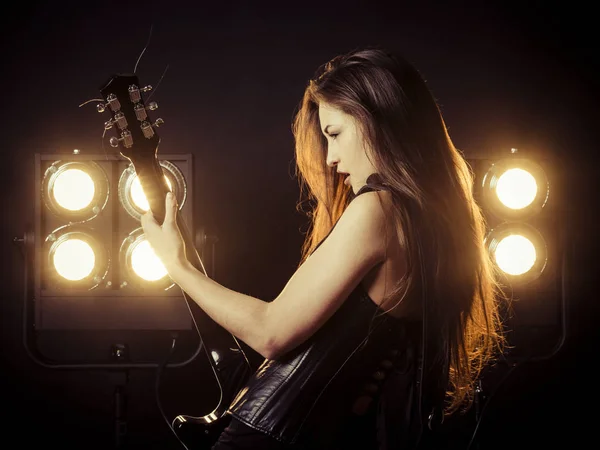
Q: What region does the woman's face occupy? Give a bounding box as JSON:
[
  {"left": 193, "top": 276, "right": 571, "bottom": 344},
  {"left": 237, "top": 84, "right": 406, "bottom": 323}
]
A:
[{"left": 318, "top": 102, "right": 377, "bottom": 194}]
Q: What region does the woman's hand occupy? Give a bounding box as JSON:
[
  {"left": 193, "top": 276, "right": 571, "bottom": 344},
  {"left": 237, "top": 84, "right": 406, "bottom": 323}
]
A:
[{"left": 140, "top": 192, "right": 186, "bottom": 274}]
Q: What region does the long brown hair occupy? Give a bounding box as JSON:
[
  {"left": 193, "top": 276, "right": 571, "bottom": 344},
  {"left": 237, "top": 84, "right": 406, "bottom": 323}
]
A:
[{"left": 291, "top": 46, "right": 505, "bottom": 414}]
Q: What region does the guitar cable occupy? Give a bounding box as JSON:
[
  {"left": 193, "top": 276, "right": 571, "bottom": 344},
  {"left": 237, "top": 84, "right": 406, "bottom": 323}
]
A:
[{"left": 155, "top": 332, "right": 192, "bottom": 450}]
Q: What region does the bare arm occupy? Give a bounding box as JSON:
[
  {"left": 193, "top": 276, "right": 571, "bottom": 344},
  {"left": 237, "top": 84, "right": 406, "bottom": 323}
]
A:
[{"left": 167, "top": 191, "right": 388, "bottom": 359}]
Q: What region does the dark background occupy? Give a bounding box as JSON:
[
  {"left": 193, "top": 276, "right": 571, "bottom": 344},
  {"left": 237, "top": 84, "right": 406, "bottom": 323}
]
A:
[{"left": 1, "top": 1, "right": 597, "bottom": 449}]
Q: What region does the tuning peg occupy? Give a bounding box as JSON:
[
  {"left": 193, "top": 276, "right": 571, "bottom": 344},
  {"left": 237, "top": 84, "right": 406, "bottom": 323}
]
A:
[
  {"left": 109, "top": 130, "right": 133, "bottom": 148},
  {"left": 129, "top": 85, "right": 141, "bottom": 103},
  {"left": 113, "top": 111, "right": 128, "bottom": 129},
  {"left": 133, "top": 101, "right": 159, "bottom": 121},
  {"left": 128, "top": 84, "right": 153, "bottom": 102},
  {"left": 140, "top": 118, "right": 164, "bottom": 138},
  {"left": 97, "top": 103, "right": 106, "bottom": 113},
  {"left": 105, "top": 93, "right": 121, "bottom": 112}
]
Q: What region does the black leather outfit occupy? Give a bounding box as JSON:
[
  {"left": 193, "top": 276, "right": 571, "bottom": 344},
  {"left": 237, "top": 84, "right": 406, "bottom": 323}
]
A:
[{"left": 225, "top": 183, "right": 424, "bottom": 449}]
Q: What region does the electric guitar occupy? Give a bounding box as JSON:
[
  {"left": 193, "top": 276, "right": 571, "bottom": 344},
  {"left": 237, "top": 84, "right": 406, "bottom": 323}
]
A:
[{"left": 98, "top": 73, "right": 252, "bottom": 448}]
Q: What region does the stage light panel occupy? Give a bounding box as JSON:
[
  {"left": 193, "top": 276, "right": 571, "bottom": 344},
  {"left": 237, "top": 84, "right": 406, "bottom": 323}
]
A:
[{"left": 34, "top": 153, "right": 195, "bottom": 333}]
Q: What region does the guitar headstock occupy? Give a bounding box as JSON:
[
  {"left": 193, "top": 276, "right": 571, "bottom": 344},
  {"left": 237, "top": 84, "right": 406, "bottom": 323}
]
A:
[
  {"left": 98, "top": 73, "right": 162, "bottom": 162},
  {"left": 98, "top": 73, "right": 170, "bottom": 224}
]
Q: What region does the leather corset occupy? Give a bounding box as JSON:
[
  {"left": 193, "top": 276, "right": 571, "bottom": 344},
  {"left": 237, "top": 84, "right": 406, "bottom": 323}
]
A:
[
  {"left": 227, "top": 284, "right": 421, "bottom": 448},
  {"left": 227, "top": 182, "right": 422, "bottom": 448}
]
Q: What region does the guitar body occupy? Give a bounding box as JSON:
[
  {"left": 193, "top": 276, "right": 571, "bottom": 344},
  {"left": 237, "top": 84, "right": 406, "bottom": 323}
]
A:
[
  {"left": 175, "top": 415, "right": 231, "bottom": 448},
  {"left": 98, "top": 73, "right": 252, "bottom": 448}
]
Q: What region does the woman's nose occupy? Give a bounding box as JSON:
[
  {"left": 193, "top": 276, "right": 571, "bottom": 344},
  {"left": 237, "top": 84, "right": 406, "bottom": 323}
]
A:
[{"left": 326, "top": 150, "right": 339, "bottom": 168}]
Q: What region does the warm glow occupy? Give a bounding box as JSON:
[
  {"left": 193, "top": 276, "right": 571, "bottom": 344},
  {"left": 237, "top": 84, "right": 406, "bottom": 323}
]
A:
[
  {"left": 130, "top": 239, "right": 168, "bottom": 281},
  {"left": 130, "top": 175, "right": 173, "bottom": 212},
  {"left": 53, "top": 238, "right": 95, "bottom": 281},
  {"left": 494, "top": 234, "right": 537, "bottom": 276},
  {"left": 52, "top": 169, "right": 95, "bottom": 211},
  {"left": 495, "top": 168, "right": 538, "bottom": 210}
]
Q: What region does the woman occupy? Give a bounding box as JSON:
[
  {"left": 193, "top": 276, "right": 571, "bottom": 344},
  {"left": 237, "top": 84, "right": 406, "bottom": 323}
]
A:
[{"left": 141, "top": 46, "right": 506, "bottom": 449}]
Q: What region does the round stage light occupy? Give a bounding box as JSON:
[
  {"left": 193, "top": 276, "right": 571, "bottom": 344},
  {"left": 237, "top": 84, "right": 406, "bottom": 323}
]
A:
[
  {"left": 44, "top": 225, "right": 110, "bottom": 290},
  {"left": 53, "top": 238, "right": 96, "bottom": 281},
  {"left": 118, "top": 160, "right": 187, "bottom": 221},
  {"left": 481, "top": 158, "right": 549, "bottom": 220},
  {"left": 42, "top": 160, "right": 109, "bottom": 223},
  {"left": 495, "top": 168, "right": 538, "bottom": 210},
  {"left": 493, "top": 234, "right": 537, "bottom": 276},
  {"left": 130, "top": 239, "right": 168, "bottom": 282},
  {"left": 485, "top": 222, "right": 548, "bottom": 284},
  {"left": 119, "top": 227, "right": 174, "bottom": 290},
  {"left": 52, "top": 169, "right": 96, "bottom": 211}
]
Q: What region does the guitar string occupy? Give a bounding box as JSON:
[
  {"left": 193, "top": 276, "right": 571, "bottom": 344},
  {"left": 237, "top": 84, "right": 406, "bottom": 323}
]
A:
[
  {"left": 146, "top": 64, "right": 169, "bottom": 102},
  {"left": 134, "top": 24, "right": 154, "bottom": 74}
]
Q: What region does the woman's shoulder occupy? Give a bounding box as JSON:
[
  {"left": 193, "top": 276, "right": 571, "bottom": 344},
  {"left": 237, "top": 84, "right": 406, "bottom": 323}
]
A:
[
  {"left": 351, "top": 186, "right": 394, "bottom": 215},
  {"left": 345, "top": 188, "right": 397, "bottom": 246},
  {"left": 348, "top": 188, "right": 391, "bottom": 215}
]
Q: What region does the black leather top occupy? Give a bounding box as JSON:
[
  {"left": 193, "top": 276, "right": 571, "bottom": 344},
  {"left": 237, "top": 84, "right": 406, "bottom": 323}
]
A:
[{"left": 227, "top": 182, "right": 423, "bottom": 449}]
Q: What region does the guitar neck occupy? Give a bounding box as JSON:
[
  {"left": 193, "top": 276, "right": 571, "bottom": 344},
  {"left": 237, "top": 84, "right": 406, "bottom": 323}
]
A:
[
  {"left": 136, "top": 157, "right": 199, "bottom": 263},
  {"left": 135, "top": 156, "right": 248, "bottom": 364}
]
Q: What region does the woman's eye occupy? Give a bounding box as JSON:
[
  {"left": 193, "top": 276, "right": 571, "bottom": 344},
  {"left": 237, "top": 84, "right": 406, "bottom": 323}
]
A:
[{"left": 329, "top": 133, "right": 339, "bottom": 140}]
